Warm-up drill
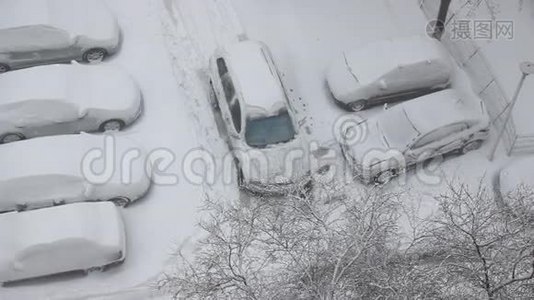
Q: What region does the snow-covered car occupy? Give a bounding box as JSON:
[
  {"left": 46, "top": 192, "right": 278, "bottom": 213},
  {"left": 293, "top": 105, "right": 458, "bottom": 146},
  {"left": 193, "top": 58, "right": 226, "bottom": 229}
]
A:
[
  {"left": 340, "top": 89, "right": 490, "bottom": 184},
  {"left": 326, "top": 36, "right": 453, "bottom": 111},
  {"left": 0, "top": 0, "right": 120, "bottom": 73},
  {"left": 209, "top": 40, "right": 313, "bottom": 195},
  {"left": 495, "top": 156, "right": 534, "bottom": 201},
  {"left": 0, "top": 202, "right": 125, "bottom": 284},
  {"left": 0, "top": 133, "right": 151, "bottom": 213},
  {"left": 0, "top": 64, "right": 142, "bottom": 144}
]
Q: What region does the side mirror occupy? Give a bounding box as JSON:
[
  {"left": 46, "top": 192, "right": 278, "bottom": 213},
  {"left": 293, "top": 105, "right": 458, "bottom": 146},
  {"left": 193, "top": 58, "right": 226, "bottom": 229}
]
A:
[{"left": 378, "top": 79, "right": 388, "bottom": 91}]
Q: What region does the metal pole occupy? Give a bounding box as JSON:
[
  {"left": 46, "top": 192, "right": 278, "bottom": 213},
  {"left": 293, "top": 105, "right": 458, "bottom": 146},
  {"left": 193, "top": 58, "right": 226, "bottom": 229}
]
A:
[
  {"left": 488, "top": 72, "right": 528, "bottom": 161},
  {"left": 433, "top": 0, "right": 452, "bottom": 40}
]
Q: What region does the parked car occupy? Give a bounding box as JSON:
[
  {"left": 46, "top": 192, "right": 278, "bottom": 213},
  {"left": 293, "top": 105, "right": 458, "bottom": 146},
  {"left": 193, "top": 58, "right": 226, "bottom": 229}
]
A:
[
  {"left": 495, "top": 156, "right": 534, "bottom": 201},
  {"left": 209, "top": 40, "right": 316, "bottom": 195},
  {"left": 340, "top": 89, "right": 490, "bottom": 184},
  {"left": 0, "top": 133, "right": 151, "bottom": 213},
  {"left": 0, "top": 0, "right": 120, "bottom": 73},
  {"left": 326, "top": 35, "right": 453, "bottom": 111},
  {"left": 0, "top": 202, "right": 125, "bottom": 284},
  {"left": 0, "top": 64, "right": 142, "bottom": 144}
]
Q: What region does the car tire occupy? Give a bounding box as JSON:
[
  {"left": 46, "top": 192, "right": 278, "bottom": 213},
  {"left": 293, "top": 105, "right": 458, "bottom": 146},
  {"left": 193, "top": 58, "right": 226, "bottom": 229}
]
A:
[
  {"left": 84, "top": 265, "right": 105, "bottom": 274},
  {"left": 99, "top": 119, "right": 125, "bottom": 132},
  {"left": 0, "top": 63, "right": 10, "bottom": 73},
  {"left": 234, "top": 159, "right": 244, "bottom": 186},
  {"left": 0, "top": 133, "right": 25, "bottom": 144},
  {"left": 461, "top": 140, "right": 483, "bottom": 154},
  {"left": 349, "top": 100, "right": 367, "bottom": 112},
  {"left": 374, "top": 169, "right": 397, "bottom": 185},
  {"left": 110, "top": 197, "right": 131, "bottom": 207},
  {"left": 83, "top": 48, "right": 107, "bottom": 63},
  {"left": 15, "top": 204, "right": 28, "bottom": 212}
]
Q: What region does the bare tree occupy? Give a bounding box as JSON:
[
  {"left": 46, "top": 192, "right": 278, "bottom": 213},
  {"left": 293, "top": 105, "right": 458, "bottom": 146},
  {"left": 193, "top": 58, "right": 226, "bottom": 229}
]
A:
[
  {"left": 157, "top": 184, "right": 405, "bottom": 300},
  {"left": 157, "top": 180, "right": 534, "bottom": 299},
  {"left": 418, "top": 183, "right": 534, "bottom": 299}
]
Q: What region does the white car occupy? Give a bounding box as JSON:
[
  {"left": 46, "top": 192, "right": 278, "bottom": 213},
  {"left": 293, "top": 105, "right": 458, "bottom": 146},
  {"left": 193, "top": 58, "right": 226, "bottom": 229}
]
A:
[
  {"left": 0, "top": 202, "right": 125, "bottom": 284},
  {"left": 340, "top": 89, "right": 490, "bottom": 184},
  {"left": 0, "top": 64, "right": 142, "bottom": 144},
  {"left": 0, "top": 0, "right": 120, "bottom": 72},
  {"left": 0, "top": 133, "right": 151, "bottom": 212},
  {"left": 326, "top": 36, "right": 453, "bottom": 111},
  {"left": 209, "top": 40, "right": 315, "bottom": 195},
  {"left": 495, "top": 156, "right": 534, "bottom": 201}
]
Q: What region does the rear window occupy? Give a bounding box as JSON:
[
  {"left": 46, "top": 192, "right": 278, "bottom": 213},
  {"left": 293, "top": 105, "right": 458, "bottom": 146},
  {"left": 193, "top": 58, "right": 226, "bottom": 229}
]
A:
[{"left": 245, "top": 110, "right": 296, "bottom": 148}]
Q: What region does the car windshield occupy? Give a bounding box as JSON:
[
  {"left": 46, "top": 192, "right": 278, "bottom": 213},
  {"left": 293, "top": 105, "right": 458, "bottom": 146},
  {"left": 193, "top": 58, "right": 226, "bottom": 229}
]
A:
[
  {"left": 245, "top": 110, "right": 296, "bottom": 148},
  {"left": 377, "top": 108, "right": 419, "bottom": 149}
]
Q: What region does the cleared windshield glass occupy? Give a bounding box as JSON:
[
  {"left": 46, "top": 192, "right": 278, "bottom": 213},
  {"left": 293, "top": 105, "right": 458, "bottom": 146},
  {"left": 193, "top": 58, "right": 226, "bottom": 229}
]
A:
[{"left": 245, "top": 110, "right": 296, "bottom": 148}]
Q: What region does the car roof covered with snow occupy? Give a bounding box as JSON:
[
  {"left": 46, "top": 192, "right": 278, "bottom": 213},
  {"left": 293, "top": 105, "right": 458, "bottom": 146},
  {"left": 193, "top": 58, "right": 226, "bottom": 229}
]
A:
[
  {"left": 382, "top": 89, "right": 487, "bottom": 136},
  {"left": 0, "top": 0, "right": 116, "bottom": 41},
  {"left": 344, "top": 35, "right": 450, "bottom": 85},
  {"left": 223, "top": 40, "right": 289, "bottom": 118},
  {"left": 0, "top": 133, "right": 143, "bottom": 182},
  {"left": 0, "top": 202, "right": 124, "bottom": 282},
  {"left": 0, "top": 64, "right": 140, "bottom": 122}
]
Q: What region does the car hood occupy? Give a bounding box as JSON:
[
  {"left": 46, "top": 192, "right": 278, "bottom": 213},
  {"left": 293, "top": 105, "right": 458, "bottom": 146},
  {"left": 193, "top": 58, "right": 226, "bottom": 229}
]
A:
[
  {"left": 326, "top": 55, "right": 365, "bottom": 103},
  {"left": 343, "top": 122, "right": 404, "bottom": 168},
  {"left": 242, "top": 138, "right": 310, "bottom": 185}
]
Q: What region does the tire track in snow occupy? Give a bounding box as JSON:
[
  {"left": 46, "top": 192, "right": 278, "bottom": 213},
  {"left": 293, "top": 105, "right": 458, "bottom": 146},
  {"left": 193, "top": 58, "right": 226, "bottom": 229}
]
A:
[{"left": 159, "top": 0, "right": 242, "bottom": 200}]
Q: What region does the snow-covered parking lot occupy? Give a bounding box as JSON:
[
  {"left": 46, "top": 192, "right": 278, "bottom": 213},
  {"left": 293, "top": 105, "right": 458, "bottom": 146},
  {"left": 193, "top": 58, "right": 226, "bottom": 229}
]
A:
[
  {"left": 206, "top": 0, "right": 502, "bottom": 217},
  {"left": 1, "top": 0, "right": 210, "bottom": 298},
  {"left": 1, "top": 0, "right": 529, "bottom": 298}
]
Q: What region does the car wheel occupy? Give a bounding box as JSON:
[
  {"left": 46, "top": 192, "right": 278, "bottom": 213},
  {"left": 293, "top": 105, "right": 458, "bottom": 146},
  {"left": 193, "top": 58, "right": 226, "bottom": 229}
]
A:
[
  {"left": 83, "top": 48, "right": 107, "bottom": 63},
  {"left": 349, "top": 100, "right": 367, "bottom": 112},
  {"left": 375, "top": 169, "right": 396, "bottom": 185},
  {"left": 84, "top": 265, "right": 105, "bottom": 274},
  {"left": 99, "top": 119, "right": 125, "bottom": 132},
  {"left": 461, "top": 140, "right": 483, "bottom": 154},
  {"left": 0, "top": 133, "right": 25, "bottom": 144},
  {"left": 234, "top": 159, "right": 244, "bottom": 186},
  {"left": 15, "top": 204, "right": 27, "bottom": 212},
  {"left": 0, "top": 63, "right": 10, "bottom": 73},
  {"left": 110, "top": 196, "right": 131, "bottom": 207}
]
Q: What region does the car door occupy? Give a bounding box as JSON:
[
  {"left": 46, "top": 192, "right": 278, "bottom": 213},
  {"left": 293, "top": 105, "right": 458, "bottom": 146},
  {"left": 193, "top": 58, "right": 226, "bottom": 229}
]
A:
[
  {"left": 32, "top": 26, "right": 75, "bottom": 64},
  {"left": 0, "top": 27, "right": 41, "bottom": 68},
  {"left": 11, "top": 99, "right": 82, "bottom": 138},
  {"left": 405, "top": 123, "right": 469, "bottom": 164},
  {"left": 434, "top": 123, "right": 470, "bottom": 154}
]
